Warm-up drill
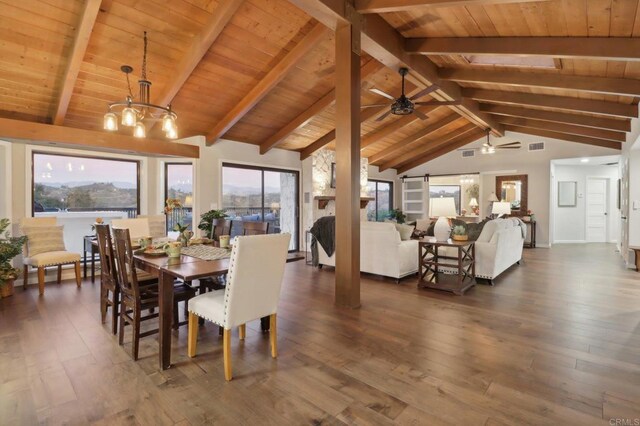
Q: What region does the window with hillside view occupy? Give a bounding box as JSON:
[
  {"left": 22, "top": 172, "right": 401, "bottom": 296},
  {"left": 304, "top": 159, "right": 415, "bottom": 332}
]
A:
[
  {"left": 165, "top": 163, "right": 193, "bottom": 231},
  {"left": 32, "top": 153, "right": 139, "bottom": 216},
  {"left": 366, "top": 180, "right": 393, "bottom": 221}
]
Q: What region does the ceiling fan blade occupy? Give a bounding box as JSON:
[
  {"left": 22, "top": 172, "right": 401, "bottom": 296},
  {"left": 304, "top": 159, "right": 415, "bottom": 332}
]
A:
[
  {"left": 496, "top": 142, "right": 522, "bottom": 147},
  {"left": 375, "top": 109, "right": 393, "bottom": 122},
  {"left": 496, "top": 146, "right": 521, "bottom": 149},
  {"left": 370, "top": 88, "right": 396, "bottom": 101},
  {"left": 413, "top": 109, "right": 429, "bottom": 121},
  {"left": 361, "top": 103, "right": 392, "bottom": 109},
  {"left": 409, "top": 85, "right": 438, "bottom": 101},
  {"left": 414, "top": 100, "right": 462, "bottom": 106}
]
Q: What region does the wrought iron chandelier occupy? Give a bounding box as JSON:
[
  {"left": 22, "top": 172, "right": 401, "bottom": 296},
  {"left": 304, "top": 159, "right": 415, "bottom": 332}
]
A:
[{"left": 103, "top": 32, "right": 177, "bottom": 139}]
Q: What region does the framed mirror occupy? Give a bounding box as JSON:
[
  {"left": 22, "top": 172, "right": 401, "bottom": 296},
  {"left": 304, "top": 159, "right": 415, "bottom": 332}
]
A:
[
  {"left": 495, "top": 174, "right": 528, "bottom": 216},
  {"left": 558, "top": 181, "right": 577, "bottom": 207}
]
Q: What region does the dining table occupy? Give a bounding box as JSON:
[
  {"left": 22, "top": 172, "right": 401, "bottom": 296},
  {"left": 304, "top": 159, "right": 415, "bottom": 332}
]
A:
[{"left": 132, "top": 245, "right": 304, "bottom": 370}]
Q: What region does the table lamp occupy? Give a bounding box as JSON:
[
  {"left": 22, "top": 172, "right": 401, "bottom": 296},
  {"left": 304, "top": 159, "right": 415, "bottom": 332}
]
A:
[
  {"left": 429, "top": 197, "right": 457, "bottom": 241},
  {"left": 492, "top": 201, "right": 511, "bottom": 218},
  {"left": 468, "top": 197, "right": 479, "bottom": 215}
]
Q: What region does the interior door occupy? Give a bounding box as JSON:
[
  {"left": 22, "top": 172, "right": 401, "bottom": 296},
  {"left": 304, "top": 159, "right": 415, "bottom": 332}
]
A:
[
  {"left": 620, "top": 158, "right": 630, "bottom": 262},
  {"left": 586, "top": 178, "right": 608, "bottom": 242}
]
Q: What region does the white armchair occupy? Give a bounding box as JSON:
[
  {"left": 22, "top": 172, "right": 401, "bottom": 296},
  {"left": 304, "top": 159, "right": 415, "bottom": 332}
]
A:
[
  {"left": 20, "top": 218, "right": 81, "bottom": 295},
  {"left": 187, "top": 233, "right": 291, "bottom": 381}
]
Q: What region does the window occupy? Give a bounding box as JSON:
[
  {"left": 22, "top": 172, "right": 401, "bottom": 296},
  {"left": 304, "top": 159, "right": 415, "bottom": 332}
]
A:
[
  {"left": 165, "top": 163, "right": 193, "bottom": 231},
  {"left": 33, "top": 152, "right": 139, "bottom": 216},
  {"left": 429, "top": 185, "right": 461, "bottom": 215},
  {"left": 366, "top": 179, "right": 393, "bottom": 221},
  {"left": 222, "top": 163, "right": 299, "bottom": 251}
]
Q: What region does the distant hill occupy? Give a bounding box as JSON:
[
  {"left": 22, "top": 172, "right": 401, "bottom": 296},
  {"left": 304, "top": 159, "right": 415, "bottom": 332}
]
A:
[
  {"left": 43, "top": 181, "right": 137, "bottom": 189},
  {"left": 34, "top": 182, "right": 137, "bottom": 210}
]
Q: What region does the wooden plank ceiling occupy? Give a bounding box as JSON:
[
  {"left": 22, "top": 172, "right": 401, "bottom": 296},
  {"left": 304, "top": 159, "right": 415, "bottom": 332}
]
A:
[{"left": 0, "top": 0, "right": 637, "bottom": 170}]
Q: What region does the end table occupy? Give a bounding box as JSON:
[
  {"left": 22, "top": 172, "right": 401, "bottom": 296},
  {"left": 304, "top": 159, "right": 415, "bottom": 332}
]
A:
[{"left": 418, "top": 239, "right": 476, "bottom": 295}]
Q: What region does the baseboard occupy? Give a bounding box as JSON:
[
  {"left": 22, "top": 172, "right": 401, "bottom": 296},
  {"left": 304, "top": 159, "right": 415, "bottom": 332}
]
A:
[{"left": 553, "top": 240, "right": 587, "bottom": 244}]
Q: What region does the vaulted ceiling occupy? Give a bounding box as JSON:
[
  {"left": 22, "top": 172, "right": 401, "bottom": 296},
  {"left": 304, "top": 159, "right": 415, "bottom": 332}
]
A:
[{"left": 1, "top": 0, "right": 637, "bottom": 170}]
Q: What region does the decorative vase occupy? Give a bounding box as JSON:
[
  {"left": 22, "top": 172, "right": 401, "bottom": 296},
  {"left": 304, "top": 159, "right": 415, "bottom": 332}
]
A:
[
  {"left": 0, "top": 279, "right": 15, "bottom": 298},
  {"left": 452, "top": 234, "right": 468, "bottom": 241}
]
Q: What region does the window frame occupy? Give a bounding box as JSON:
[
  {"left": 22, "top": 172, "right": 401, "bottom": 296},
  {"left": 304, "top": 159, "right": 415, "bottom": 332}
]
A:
[
  {"left": 221, "top": 162, "right": 300, "bottom": 251},
  {"left": 31, "top": 151, "right": 141, "bottom": 217},
  {"left": 367, "top": 179, "right": 394, "bottom": 222}
]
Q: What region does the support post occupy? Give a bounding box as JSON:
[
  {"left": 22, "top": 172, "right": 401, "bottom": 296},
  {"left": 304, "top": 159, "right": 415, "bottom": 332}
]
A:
[{"left": 334, "top": 10, "right": 361, "bottom": 308}]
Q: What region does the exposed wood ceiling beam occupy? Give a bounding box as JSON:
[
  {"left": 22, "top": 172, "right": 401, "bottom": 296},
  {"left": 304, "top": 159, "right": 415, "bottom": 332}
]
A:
[
  {"left": 361, "top": 111, "right": 423, "bottom": 150},
  {"left": 406, "top": 37, "right": 640, "bottom": 61},
  {"left": 53, "top": 0, "right": 102, "bottom": 125},
  {"left": 368, "top": 113, "right": 460, "bottom": 164},
  {"left": 154, "top": 0, "right": 244, "bottom": 113},
  {"left": 379, "top": 122, "right": 476, "bottom": 171},
  {"left": 0, "top": 118, "right": 199, "bottom": 158},
  {"left": 206, "top": 22, "right": 329, "bottom": 145},
  {"left": 299, "top": 104, "right": 387, "bottom": 160},
  {"left": 463, "top": 88, "right": 638, "bottom": 118},
  {"left": 355, "top": 0, "right": 550, "bottom": 14},
  {"left": 479, "top": 104, "right": 631, "bottom": 132},
  {"left": 259, "top": 59, "right": 383, "bottom": 154},
  {"left": 504, "top": 126, "right": 622, "bottom": 150},
  {"left": 441, "top": 68, "right": 640, "bottom": 97},
  {"left": 494, "top": 116, "right": 626, "bottom": 142},
  {"left": 396, "top": 128, "right": 486, "bottom": 174},
  {"left": 286, "top": 0, "right": 504, "bottom": 136}
]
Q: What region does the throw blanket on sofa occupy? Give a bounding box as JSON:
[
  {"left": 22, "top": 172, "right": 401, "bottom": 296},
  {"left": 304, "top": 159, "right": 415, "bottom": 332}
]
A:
[{"left": 310, "top": 216, "right": 335, "bottom": 267}]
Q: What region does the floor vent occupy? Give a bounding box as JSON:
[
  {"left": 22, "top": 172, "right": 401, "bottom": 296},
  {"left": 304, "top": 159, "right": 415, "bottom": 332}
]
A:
[
  {"left": 461, "top": 150, "right": 475, "bottom": 158},
  {"left": 529, "top": 142, "right": 545, "bottom": 151}
]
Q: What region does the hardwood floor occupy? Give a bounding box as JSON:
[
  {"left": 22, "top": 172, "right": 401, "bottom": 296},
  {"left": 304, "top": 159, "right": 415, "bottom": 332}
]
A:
[{"left": 1, "top": 244, "right": 639, "bottom": 425}]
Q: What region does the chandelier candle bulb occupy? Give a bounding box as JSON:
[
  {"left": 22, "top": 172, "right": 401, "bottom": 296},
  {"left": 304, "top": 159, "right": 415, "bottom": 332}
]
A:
[{"left": 166, "top": 127, "right": 178, "bottom": 139}]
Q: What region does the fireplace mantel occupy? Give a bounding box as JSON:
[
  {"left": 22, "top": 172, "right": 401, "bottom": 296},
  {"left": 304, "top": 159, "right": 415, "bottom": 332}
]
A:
[{"left": 314, "top": 195, "right": 375, "bottom": 209}]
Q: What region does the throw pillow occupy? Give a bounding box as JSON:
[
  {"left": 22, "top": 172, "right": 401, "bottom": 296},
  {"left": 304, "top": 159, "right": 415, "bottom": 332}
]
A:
[
  {"left": 395, "top": 223, "right": 414, "bottom": 241},
  {"left": 23, "top": 225, "right": 66, "bottom": 256},
  {"left": 426, "top": 220, "right": 435, "bottom": 236},
  {"left": 465, "top": 219, "right": 489, "bottom": 241}
]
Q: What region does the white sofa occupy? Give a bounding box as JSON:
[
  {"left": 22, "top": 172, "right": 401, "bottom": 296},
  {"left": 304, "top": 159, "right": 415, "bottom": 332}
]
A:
[
  {"left": 442, "top": 218, "right": 525, "bottom": 283},
  {"left": 317, "top": 221, "right": 418, "bottom": 280}
]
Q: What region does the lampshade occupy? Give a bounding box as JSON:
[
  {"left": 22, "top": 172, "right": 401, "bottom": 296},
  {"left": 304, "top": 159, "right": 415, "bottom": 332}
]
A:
[
  {"left": 103, "top": 112, "right": 118, "bottom": 131},
  {"left": 468, "top": 197, "right": 479, "bottom": 207},
  {"left": 492, "top": 201, "right": 511, "bottom": 216},
  {"left": 429, "top": 197, "right": 457, "bottom": 217},
  {"left": 121, "top": 107, "right": 137, "bottom": 127},
  {"left": 488, "top": 192, "right": 499, "bottom": 202},
  {"left": 133, "top": 122, "right": 146, "bottom": 138}
]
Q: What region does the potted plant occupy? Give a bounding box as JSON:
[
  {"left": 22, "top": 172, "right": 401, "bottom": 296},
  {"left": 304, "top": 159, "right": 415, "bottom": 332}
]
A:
[
  {"left": 387, "top": 208, "right": 406, "bottom": 224},
  {"left": 0, "top": 218, "right": 27, "bottom": 298},
  {"left": 198, "top": 209, "right": 228, "bottom": 239},
  {"left": 451, "top": 225, "right": 468, "bottom": 241},
  {"left": 174, "top": 222, "right": 193, "bottom": 247}
]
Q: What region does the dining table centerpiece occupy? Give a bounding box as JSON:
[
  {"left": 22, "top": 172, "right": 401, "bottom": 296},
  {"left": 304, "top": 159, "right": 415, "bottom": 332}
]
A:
[
  {"left": 174, "top": 222, "right": 193, "bottom": 247},
  {"left": 0, "top": 219, "right": 27, "bottom": 298}
]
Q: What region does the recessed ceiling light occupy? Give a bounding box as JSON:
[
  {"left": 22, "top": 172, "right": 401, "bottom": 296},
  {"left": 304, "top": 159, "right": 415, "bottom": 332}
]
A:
[{"left": 581, "top": 158, "right": 590, "bottom": 163}]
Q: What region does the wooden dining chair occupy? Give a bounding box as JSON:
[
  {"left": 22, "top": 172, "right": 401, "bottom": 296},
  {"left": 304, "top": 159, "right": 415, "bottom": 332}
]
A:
[
  {"left": 112, "top": 228, "right": 195, "bottom": 360},
  {"left": 187, "top": 233, "right": 290, "bottom": 381},
  {"left": 241, "top": 221, "right": 269, "bottom": 236},
  {"left": 95, "top": 224, "right": 159, "bottom": 335},
  {"left": 210, "top": 219, "right": 232, "bottom": 241}
]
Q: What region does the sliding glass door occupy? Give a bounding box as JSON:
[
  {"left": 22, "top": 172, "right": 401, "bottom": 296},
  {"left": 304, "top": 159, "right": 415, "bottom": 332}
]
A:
[{"left": 222, "top": 163, "right": 299, "bottom": 251}]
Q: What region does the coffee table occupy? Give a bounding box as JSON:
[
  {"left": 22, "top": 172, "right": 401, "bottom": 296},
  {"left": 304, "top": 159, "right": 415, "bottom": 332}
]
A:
[{"left": 418, "top": 239, "right": 476, "bottom": 295}]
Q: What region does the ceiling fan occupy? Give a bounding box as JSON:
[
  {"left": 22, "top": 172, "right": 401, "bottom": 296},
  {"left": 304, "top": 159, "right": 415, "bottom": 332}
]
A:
[
  {"left": 362, "top": 67, "right": 461, "bottom": 122},
  {"left": 459, "top": 128, "right": 522, "bottom": 154}
]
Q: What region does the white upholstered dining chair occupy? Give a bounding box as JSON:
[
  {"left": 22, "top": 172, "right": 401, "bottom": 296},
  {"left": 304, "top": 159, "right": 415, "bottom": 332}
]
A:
[
  {"left": 187, "top": 233, "right": 291, "bottom": 381},
  {"left": 137, "top": 215, "right": 166, "bottom": 238},
  {"left": 20, "top": 217, "right": 81, "bottom": 295},
  {"left": 110, "top": 218, "right": 151, "bottom": 241}
]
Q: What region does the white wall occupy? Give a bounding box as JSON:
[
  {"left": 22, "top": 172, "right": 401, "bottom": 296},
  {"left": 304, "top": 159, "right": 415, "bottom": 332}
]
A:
[
  {"left": 0, "top": 141, "right": 11, "bottom": 221},
  {"left": 402, "top": 131, "right": 620, "bottom": 247},
  {"left": 552, "top": 164, "right": 619, "bottom": 243}
]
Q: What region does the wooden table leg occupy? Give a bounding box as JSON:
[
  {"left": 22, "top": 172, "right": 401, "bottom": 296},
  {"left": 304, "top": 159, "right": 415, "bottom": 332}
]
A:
[
  {"left": 159, "top": 271, "right": 175, "bottom": 370},
  {"left": 90, "top": 247, "right": 96, "bottom": 283}
]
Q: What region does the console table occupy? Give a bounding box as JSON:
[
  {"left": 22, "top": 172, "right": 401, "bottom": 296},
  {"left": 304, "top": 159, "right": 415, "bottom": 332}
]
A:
[
  {"left": 522, "top": 219, "right": 537, "bottom": 248},
  {"left": 418, "top": 239, "right": 476, "bottom": 295}
]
